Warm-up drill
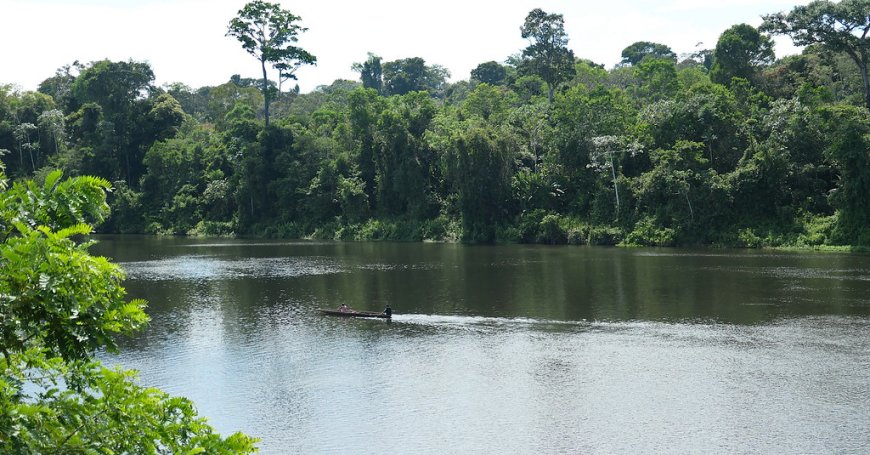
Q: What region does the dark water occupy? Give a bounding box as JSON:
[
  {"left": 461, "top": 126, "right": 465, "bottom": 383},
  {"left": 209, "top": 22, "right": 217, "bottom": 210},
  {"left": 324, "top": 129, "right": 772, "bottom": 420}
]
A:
[{"left": 92, "top": 236, "right": 870, "bottom": 454}]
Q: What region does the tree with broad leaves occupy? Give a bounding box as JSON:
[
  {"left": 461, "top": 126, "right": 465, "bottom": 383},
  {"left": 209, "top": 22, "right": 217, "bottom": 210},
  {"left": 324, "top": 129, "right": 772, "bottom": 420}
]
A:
[
  {"left": 621, "top": 41, "right": 677, "bottom": 66},
  {"left": 471, "top": 61, "right": 508, "bottom": 85},
  {"left": 710, "top": 24, "right": 775, "bottom": 86},
  {"left": 520, "top": 8, "right": 576, "bottom": 104},
  {"left": 762, "top": 0, "right": 870, "bottom": 108},
  {"left": 588, "top": 135, "right": 643, "bottom": 215},
  {"left": 352, "top": 53, "right": 384, "bottom": 94},
  {"left": 227, "top": 0, "right": 316, "bottom": 126},
  {"left": 381, "top": 57, "right": 450, "bottom": 97},
  {"left": 0, "top": 165, "right": 258, "bottom": 452}
]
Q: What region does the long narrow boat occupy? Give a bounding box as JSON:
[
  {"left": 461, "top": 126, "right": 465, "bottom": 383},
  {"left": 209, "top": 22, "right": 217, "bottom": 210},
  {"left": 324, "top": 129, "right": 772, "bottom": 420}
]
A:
[{"left": 320, "top": 309, "right": 391, "bottom": 319}]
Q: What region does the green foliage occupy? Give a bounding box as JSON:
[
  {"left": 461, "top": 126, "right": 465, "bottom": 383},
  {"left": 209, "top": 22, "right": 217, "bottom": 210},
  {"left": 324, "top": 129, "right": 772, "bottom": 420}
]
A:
[
  {"left": 60, "top": 59, "right": 184, "bottom": 187},
  {"left": 226, "top": 0, "right": 316, "bottom": 125},
  {"left": 763, "top": 0, "right": 870, "bottom": 108},
  {"left": 621, "top": 41, "right": 677, "bottom": 66},
  {"left": 573, "top": 60, "right": 610, "bottom": 89},
  {"left": 471, "top": 61, "right": 509, "bottom": 85},
  {"left": 639, "top": 82, "right": 746, "bottom": 173},
  {"left": 430, "top": 113, "right": 517, "bottom": 242},
  {"left": 382, "top": 57, "right": 450, "bottom": 97},
  {"left": 710, "top": 24, "right": 774, "bottom": 86},
  {"left": 512, "top": 75, "right": 548, "bottom": 103},
  {"left": 624, "top": 217, "right": 677, "bottom": 246},
  {"left": 1, "top": 352, "right": 256, "bottom": 454},
  {"left": 0, "top": 213, "right": 140, "bottom": 361},
  {"left": 460, "top": 83, "right": 519, "bottom": 122},
  {"left": 1, "top": 170, "right": 111, "bottom": 233},
  {"left": 633, "top": 58, "right": 681, "bottom": 102},
  {"left": 5, "top": 7, "right": 870, "bottom": 250},
  {"left": 817, "top": 104, "right": 870, "bottom": 244},
  {"left": 352, "top": 53, "right": 384, "bottom": 94},
  {"left": 519, "top": 8, "right": 576, "bottom": 103},
  {"left": 0, "top": 168, "right": 257, "bottom": 452},
  {"left": 372, "top": 92, "right": 437, "bottom": 218}
]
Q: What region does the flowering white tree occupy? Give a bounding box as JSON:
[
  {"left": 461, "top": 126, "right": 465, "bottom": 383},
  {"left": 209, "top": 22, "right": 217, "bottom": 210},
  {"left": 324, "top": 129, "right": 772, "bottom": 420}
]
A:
[{"left": 588, "top": 135, "right": 643, "bottom": 214}]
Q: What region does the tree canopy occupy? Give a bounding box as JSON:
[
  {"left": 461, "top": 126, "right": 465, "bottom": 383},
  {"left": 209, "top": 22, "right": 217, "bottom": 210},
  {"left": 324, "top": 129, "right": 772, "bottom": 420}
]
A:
[
  {"left": 352, "top": 53, "right": 384, "bottom": 94},
  {"left": 710, "top": 24, "right": 775, "bottom": 85},
  {"left": 7, "top": 3, "right": 870, "bottom": 449},
  {"left": 0, "top": 3, "right": 867, "bottom": 249},
  {"left": 621, "top": 41, "right": 677, "bottom": 65},
  {"left": 763, "top": 0, "right": 870, "bottom": 108},
  {"left": 227, "top": 0, "right": 316, "bottom": 126},
  {"left": 519, "top": 8, "right": 576, "bottom": 103},
  {"left": 381, "top": 57, "right": 450, "bottom": 96},
  {"left": 471, "top": 61, "right": 509, "bottom": 85}
]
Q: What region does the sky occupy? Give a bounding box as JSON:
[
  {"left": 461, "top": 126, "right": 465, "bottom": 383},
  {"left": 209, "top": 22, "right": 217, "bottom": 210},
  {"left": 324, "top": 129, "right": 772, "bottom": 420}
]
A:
[{"left": 1, "top": 0, "right": 810, "bottom": 94}]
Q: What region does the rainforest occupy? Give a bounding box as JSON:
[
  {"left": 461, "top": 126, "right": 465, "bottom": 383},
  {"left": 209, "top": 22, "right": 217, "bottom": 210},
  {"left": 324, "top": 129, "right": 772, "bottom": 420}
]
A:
[{"left": 3, "top": 3, "right": 870, "bottom": 248}]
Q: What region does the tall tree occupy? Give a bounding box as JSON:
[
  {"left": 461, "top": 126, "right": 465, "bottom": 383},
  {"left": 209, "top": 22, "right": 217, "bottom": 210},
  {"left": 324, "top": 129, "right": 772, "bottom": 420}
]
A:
[
  {"left": 710, "top": 24, "right": 775, "bottom": 86},
  {"left": 763, "top": 0, "right": 870, "bottom": 108},
  {"left": 819, "top": 104, "right": 870, "bottom": 243},
  {"left": 227, "top": 0, "right": 316, "bottom": 126},
  {"left": 352, "top": 53, "right": 384, "bottom": 94},
  {"left": 70, "top": 59, "right": 157, "bottom": 184},
  {"left": 349, "top": 88, "right": 386, "bottom": 206},
  {"left": 519, "top": 8, "right": 576, "bottom": 104},
  {"left": 471, "top": 61, "right": 508, "bottom": 85},
  {"left": 432, "top": 118, "right": 517, "bottom": 242},
  {"left": 38, "top": 109, "right": 65, "bottom": 156},
  {"left": 382, "top": 57, "right": 450, "bottom": 97},
  {"left": 621, "top": 41, "right": 677, "bottom": 66},
  {"left": 37, "top": 61, "right": 83, "bottom": 113}
]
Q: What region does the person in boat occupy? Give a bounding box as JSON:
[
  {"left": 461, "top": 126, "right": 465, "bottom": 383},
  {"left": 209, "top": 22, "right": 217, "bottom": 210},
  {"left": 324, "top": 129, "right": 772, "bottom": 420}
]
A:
[
  {"left": 383, "top": 305, "right": 392, "bottom": 317},
  {"left": 338, "top": 303, "right": 350, "bottom": 313}
]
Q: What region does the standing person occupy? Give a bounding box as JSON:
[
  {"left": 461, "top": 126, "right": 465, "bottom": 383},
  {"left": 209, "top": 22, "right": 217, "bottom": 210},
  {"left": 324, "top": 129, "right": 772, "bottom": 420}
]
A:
[{"left": 383, "top": 305, "right": 392, "bottom": 318}]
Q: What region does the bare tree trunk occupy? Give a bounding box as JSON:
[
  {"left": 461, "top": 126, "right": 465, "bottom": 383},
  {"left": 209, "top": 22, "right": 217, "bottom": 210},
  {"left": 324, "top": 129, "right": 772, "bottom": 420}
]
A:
[
  {"left": 609, "top": 151, "right": 620, "bottom": 213},
  {"left": 261, "top": 59, "right": 270, "bottom": 127},
  {"left": 685, "top": 186, "right": 694, "bottom": 222},
  {"left": 861, "top": 59, "right": 870, "bottom": 110}
]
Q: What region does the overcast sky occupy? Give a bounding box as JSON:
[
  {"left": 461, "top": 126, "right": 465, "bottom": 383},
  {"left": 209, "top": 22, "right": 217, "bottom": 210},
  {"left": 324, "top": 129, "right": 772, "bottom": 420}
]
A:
[{"left": 2, "top": 0, "right": 809, "bottom": 94}]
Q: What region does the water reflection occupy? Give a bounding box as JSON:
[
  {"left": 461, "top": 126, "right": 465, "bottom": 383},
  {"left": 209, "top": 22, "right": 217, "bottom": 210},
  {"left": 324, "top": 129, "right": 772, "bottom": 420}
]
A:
[
  {"left": 91, "top": 237, "right": 870, "bottom": 454},
  {"left": 121, "top": 255, "right": 344, "bottom": 281}
]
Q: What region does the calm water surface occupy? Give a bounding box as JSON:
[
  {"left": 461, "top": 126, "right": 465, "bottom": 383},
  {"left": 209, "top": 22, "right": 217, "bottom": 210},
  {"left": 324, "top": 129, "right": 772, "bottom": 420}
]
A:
[{"left": 91, "top": 236, "right": 870, "bottom": 454}]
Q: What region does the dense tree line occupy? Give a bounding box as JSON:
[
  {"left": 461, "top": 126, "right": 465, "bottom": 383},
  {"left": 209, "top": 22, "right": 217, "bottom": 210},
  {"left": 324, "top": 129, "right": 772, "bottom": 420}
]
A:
[{"left": 2, "top": 1, "right": 869, "bottom": 247}]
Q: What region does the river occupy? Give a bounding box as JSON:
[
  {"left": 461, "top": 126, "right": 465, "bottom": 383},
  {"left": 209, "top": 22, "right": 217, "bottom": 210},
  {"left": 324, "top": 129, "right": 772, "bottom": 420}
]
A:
[{"left": 92, "top": 236, "right": 870, "bottom": 454}]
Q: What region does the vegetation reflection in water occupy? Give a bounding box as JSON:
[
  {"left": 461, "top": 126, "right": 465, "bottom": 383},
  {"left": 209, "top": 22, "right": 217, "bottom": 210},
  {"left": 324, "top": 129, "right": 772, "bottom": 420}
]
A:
[{"left": 93, "top": 236, "right": 870, "bottom": 454}]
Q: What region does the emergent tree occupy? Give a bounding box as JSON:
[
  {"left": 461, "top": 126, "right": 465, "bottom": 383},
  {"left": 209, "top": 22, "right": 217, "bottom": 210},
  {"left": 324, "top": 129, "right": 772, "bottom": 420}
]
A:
[
  {"left": 710, "top": 24, "right": 775, "bottom": 86},
  {"left": 620, "top": 41, "right": 677, "bottom": 66},
  {"left": 227, "top": 0, "right": 316, "bottom": 126},
  {"left": 519, "top": 8, "right": 576, "bottom": 104},
  {"left": 352, "top": 53, "right": 384, "bottom": 94},
  {"left": 763, "top": 0, "right": 870, "bottom": 108}
]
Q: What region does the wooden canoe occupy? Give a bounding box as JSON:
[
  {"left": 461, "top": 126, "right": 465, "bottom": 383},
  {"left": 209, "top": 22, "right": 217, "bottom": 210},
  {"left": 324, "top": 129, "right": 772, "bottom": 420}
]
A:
[{"left": 320, "top": 309, "right": 391, "bottom": 319}]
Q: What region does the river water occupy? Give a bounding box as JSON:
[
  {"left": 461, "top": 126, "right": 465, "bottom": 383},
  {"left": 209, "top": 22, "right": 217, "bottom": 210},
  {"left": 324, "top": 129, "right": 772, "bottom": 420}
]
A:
[{"left": 92, "top": 236, "right": 870, "bottom": 454}]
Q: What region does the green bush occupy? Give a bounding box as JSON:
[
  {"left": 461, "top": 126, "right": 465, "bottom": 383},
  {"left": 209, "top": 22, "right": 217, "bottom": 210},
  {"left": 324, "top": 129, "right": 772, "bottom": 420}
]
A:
[
  {"left": 517, "top": 209, "right": 548, "bottom": 243},
  {"left": 587, "top": 226, "right": 624, "bottom": 246},
  {"left": 624, "top": 217, "right": 676, "bottom": 246},
  {"left": 567, "top": 225, "right": 589, "bottom": 245},
  {"left": 190, "top": 220, "right": 236, "bottom": 237},
  {"left": 537, "top": 214, "right": 568, "bottom": 244}
]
